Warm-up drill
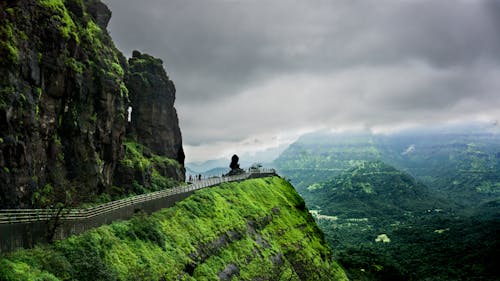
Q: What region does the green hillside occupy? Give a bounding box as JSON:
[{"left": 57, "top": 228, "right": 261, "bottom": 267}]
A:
[
  {"left": 0, "top": 177, "right": 348, "bottom": 281},
  {"left": 376, "top": 131, "right": 500, "bottom": 205},
  {"left": 274, "top": 128, "right": 500, "bottom": 280},
  {"left": 304, "top": 161, "right": 447, "bottom": 218},
  {"left": 298, "top": 161, "right": 498, "bottom": 281},
  {"left": 276, "top": 128, "right": 500, "bottom": 206},
  {"left": 275, "top": 132, "right": 381, "bottom": 192}
]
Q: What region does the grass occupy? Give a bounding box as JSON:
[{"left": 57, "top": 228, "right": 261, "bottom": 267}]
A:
[
  {"left": 0, "top": 177, "right": 348, "bottom": 281},
  {"left": 121, "top": 141, "right": 151, "bottom": 171},
  {"left": 121, "top": 140, "right": 181, "bottom": 191}
]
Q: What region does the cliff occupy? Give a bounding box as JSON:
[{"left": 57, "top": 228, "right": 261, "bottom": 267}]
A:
[
  {"left": 0, "top": 0, "right": 184, "bottom": 208},
  {"left": 0, "top": 177, "right": 348, "bottom": 281},
  {"left": 126, "top": 51, "right": 184, "bottom": 166}
]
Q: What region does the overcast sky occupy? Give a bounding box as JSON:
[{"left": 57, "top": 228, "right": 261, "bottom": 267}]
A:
[{"left": 102, "top": 0, "right": 500, "bottom": 163}]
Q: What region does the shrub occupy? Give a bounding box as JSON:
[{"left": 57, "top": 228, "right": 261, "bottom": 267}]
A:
[
  {"left": 55, "top": 234, "right": 119, "bottom": 281},
  {"left": 127, "top": 212, "right": 166, "bottom": 249}
]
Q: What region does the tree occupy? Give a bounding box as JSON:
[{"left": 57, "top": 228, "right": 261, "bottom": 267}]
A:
[{"left": 32, "top": 181, "right": 80, "bottom": 243}]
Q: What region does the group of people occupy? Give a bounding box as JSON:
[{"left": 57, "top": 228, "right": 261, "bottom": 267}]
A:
[{"left": 188, "top": 174, "right": 203, "bottom": 182}]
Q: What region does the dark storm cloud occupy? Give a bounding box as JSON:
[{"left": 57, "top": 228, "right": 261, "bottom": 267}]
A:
[{"left": 102, "top": 0, "right": 500, "bottom": 161}]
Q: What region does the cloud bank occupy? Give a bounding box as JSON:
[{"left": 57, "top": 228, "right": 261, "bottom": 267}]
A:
[{"left": 103, "top": 0, "right": 500, "bottom": 162}]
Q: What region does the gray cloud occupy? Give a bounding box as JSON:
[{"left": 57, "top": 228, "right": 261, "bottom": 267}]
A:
[{"left": 103, "top": 0, "right": 500, "bottom": 161}]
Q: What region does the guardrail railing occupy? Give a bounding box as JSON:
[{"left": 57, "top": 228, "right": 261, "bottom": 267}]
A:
[{"left": 0, "top": 169, "right": 276, "bottom": 224}]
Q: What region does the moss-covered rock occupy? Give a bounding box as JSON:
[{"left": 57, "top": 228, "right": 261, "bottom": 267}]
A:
[
  {"left": 126, "top": 51, "right": 185, "bottom": 171},
  {"left": 0, "top": 0, "right": 128, "bottom": 207},
  {"left": 0, "top": 0, "right": 184, "bottom": 208},
  {"left": 112, "top": 140, "right": 182, "bottom": 197},
  {"left": 0, "top": 177, "right": 348, "bottom": 280}
]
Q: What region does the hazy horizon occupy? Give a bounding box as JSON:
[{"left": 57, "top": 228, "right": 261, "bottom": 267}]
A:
[{"left": 185, "top": 120, "right": 500, "bottom": 169}]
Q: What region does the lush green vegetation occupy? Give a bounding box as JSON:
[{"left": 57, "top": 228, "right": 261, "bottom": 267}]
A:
[
  {"left": 328, "top": 213, "right": 500, "bottom": 281},
  {"left": 120, "top": 140, "right": 180, "bottom": 193},
  {"left": 292, "top": 161, "right": 499, "bottom": 280},
  {"left": 1, "top": 0, "right": 129, "bottom": 200},
  {"left": 0, "top": 22, "right": 19, "bottom": 64},
  {"left": 121, "top": 141, "right": 182, "bottom": 171},
  {"left": 275, "top": 127, "right": 500, "bottom": 280},
  {"left": 37, "top": 0, "right": 79, "bottom": 42},
  {"left": 0, "top": 177, "right": 348, "bottom": 281},
  {"left": 304, "top": 161, "right": 450, "bottom": 218},
  {"left": 275, "top": 132, "right": 382, "bottom": 194},
  {"left": 276, "top": 129, "right": 500, "bottom": 205},
  {"left": 74, "top": 141, "right": 182, "bottom": 208}
]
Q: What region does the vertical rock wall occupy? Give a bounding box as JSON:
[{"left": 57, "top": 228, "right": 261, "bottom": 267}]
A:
[
  {"left": 0, "top": 0, "right": 185, "bottom": 208},
  {"left": 126, "top": 51, "right": 185, "bottom": 166}
]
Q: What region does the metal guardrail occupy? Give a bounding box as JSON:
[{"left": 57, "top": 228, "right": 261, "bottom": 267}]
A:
[{"left": 0, "top": 169, "right": 277, "bottom": 224}]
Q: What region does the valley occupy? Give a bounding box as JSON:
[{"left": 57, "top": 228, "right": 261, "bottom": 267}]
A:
[{"left": 275, "top": 125, "right": 500, "bottom": 280}]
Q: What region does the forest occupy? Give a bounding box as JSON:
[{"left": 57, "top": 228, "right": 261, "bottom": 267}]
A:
[{"left": 275, "top": 126, "right": 500, "bottom": 280}]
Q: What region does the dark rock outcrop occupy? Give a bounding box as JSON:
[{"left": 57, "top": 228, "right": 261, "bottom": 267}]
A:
[
  {"left": 229, "top": 154, "right": 240, "bottom": 170},
  {"left": 85, "top": 0, "right": 112, "bottom": 29},
  {"left": 226, "top": 154, "right": 244, "bottom": 176},
  {"left": 0, "top": 0, "right": 184, "bottom": 208},
  {"left": 126, "top": 51, "right": 185, "bottom": 167}
]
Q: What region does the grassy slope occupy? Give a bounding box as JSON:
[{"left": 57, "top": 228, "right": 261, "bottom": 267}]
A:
[{"left": 0, "top": 177, "right": 347, "bottom": 281}]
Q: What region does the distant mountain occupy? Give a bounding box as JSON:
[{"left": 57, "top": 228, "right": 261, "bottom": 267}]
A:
[
  {"left": 186, "top": 159, "right": 230, "bottom": 174},
  {"left": 274, "top": 131, "right": 381, "bottom": 192},
  {"left": 186, "top": 166, "right": 229, "bottom": 178},
  {"left": 376, "top": 128, "right": 500, "bottom": 204},
  {"left": 274, "top": 123, "right": 500, "bottom": 280},
  {"left": 305, "top": 161, "right": 449, "bottom": 218},
  {"left": 468, "top": 198, "right": 500, "bottom": 220},
  {"left": 275, "top": 123, "right": 500, "bottom": 206},
  {"left": 186, "top": 145, "right": 283, "bottom": 176}
]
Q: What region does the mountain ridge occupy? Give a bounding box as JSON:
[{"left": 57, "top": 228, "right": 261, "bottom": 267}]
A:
[
  {"left": 304, "top": 160, "right": 449, "bottom": 218},
  {"left": 275, "top": 126, "right": 500, "bottom": 280},
  {"left": 275, "top": 125, "right": 500, "bottom": 206}
]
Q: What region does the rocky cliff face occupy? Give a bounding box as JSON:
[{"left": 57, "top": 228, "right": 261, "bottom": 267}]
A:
[
  {"left": 126, "top": 51, "right": 185, "bottom": 166},
  {"left": 0, "top": 0, "right": 184, "bottom": 208}
]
